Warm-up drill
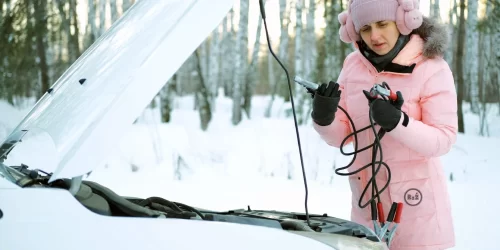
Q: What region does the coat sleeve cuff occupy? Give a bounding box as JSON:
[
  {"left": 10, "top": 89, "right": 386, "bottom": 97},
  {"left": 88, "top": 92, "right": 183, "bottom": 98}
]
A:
[
  {"left": 389, "top": 111, "right": 409, "bottom": 134},
  {"left": 401, "top": 111, "right": 409, "bottom": 127}
]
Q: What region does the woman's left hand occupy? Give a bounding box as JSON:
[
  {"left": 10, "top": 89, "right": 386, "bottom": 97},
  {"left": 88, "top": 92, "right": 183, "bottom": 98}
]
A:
[{"left": 363, "top": 90, "right": 405, "bottom": 131}]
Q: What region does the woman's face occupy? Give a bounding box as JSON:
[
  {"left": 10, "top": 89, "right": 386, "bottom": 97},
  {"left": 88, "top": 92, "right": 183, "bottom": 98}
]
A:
[{"left": 359, "top": 21, "right": 400, "bottom": 55}]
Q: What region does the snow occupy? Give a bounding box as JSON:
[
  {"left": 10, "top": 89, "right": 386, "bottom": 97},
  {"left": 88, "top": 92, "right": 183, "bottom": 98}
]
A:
[{"left": 1, "top": 94, "right": 499, "bottom": 250}]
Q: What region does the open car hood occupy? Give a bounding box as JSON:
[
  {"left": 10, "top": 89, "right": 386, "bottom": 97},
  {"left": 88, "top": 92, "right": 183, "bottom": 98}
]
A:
[{"left": 0, "top": 0, "right": 235, "bottom": 182}]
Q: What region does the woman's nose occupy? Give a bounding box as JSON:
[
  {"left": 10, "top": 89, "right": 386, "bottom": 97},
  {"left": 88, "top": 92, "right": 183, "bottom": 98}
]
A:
[
  {"left": 370, "top": 28, "right": 381, "bottom": 40},
  {"left": 370, "top": 27, "right": 382, "bottom": 40}
]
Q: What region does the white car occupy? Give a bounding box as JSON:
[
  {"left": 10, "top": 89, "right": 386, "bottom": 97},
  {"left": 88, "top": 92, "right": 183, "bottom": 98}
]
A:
[{"left": 0, "top": 1, "right": 389, "bottom": 249}]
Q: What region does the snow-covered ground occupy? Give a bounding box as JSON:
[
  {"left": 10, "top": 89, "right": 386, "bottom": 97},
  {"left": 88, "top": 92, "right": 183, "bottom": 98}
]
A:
[{"left": 1, "top": 94, "right": 499, "bottom": 250}]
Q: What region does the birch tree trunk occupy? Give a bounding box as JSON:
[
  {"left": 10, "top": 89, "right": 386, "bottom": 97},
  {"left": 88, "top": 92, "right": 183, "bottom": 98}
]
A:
[
  {"left": 445, "top": 0, "right": 458, "bottom": 66},
  {"left": 324, "top": 0, "right": 334, "bottom": 79},
  {"left": 84, "top": 0, "right": 97, "bottom": 48},
  {"left": 265, "top": 0, "right": 290, "bottom": 117},
  {"left": 315, "top": 0, "right": 328, "bottom": 83},
  {"left": 333, "top": 0, "right": 345, "bottom": 77},
  {"left": 483, "top": 1, "right": 493, "bottom": 135},
  {"left": 201, "top": 39, "right": 209, "bottom": 81},
  {"left": 46, "top": 0, "right": 58, "bottom": 87},
  {"left": 195, "top": 49, "right": 212, "bottom": 130},
  {"left": 455, "top": 0, "right": 466, "bottom": 133},
  {"left": 264, "top": 50, "right": 276, "bottom": 117},
  {"left": 99, "top": 0, "right": 107, "bottom": 36},
  {"left": 276, "top": 0, "right": 291, "bottom": 101},
  {"left": 305, "top": 0, "right": 315, "bottom": 81},
  {"left": 176, "top": 55, "right": 191, "bottom": 96},
  {"left": 478, "top": 0, "right": 494, "bottom": 134},
  {"left": 477, "top": 28, "right": 486, "bottom": 135},
  {"left": 55, "top": 0, "right": 80, "bottom": 62},
  {"left": 232, "top": 0, "right": 248, "bottom": 125},
  {"left": 0, "top": 0, "right": 12, "bottom": 86},
  {"left": 34, "top": 0, "right": 49, "bottom": 97},
  {"left": 481, "top": 30, "right": 491, "bottom": 136},
  {"left": 467, "top": 0, "right": 479, "bottom": 113},
  {"left": 219, "top": 15, "right": 228, "bottom": 97},
  {"left": 69, "top": 0, "right": 80, "bottom": 60},
  {"left": 490, "top": 0, "right": 500, "bottom": 115},
  {"left": 430, "top": 0, "right": 441, "bottom": 19},
  {"left": 160, "top": 74, "right": 177, "bottom": 123},
  {"left": 110, "top": 0, "right": 118, "bottom": 23},
  {"left": 303, "top": 0, "right": 316, "bottom": 123},
  {"left": 294, "top": 0, "right": 307, "bottom": 123},
  {"left": 222, "top": 10, "right": 235, "bottom": 97},
  {"left": 243, "top": 14, "right": 262, "bottom": 118},
  {"left": 321, "top": 0, "right": 343, "bottom": 81},
  {"left": 478, "top": 32, "right": 488, "bottom": 136},
  {"left": 209, "top": 28, "right": 221, "bottom": 111}
]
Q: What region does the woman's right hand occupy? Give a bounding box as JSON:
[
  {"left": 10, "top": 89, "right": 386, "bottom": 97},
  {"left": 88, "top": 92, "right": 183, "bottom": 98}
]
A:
[{"left": 311, "top": 81, "right": 342, "bottom": 126}]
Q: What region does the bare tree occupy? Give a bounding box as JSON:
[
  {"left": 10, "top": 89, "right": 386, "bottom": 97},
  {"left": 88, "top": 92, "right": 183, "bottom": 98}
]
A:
[
  {"left": 477, "top": 26, "right": 487, "bottom": 136},
  {"left": 33, "top": 0, "right": 49, "bottom": 97},
  {"left": 467, "top": 0, "right": 479, "bottom": 113},
  {"left": 445, "top": 0, "right": 458, "bottom": 66},
  {"left": 54, "top": 0, "right": 80, "bottom": 62},
  {"left": 232, "top": 0, "right": 249, "bottom": 125},
  {"left": 490, "top": 0, "right": 500, "bottom": 115},
  {"left": 302, "top": 0, "right": 316, "bottom": 123},
  {"left": 315, "top": 0, "right": 328, "bottom": 83},
  {"left": 243, "top": 14, "right": 263, "bottom": 118},
  {"left": 209, "top": 28, "right": 221, "bottom": 111},
  {"left": 84, "top": 0, "right": 97, "bottom": 48},
  {"left": 222, "top": 10, "right": 235, "bottom": 97},
  {"left": 98, "top": 0, "right": 106, "bottom": 36},
  {"left": 195, "top": 49, "right": 212, "bottom": 131},
  {"left": 294, "top": 0, "right": 307, "bottom": 124},
  {"left": 110, "top": 0, "right": 118, "bottom": 23},
  {"left": 160, "top": 74, "right": 177, "bottom": 123},
  {"left": 430, "top": 0, "right": 441, "bottom": 19},
  {"left": 265, "top": 0, "right": 290, "bottom": 117},
  {"left": 455, "top": 0, "right": 466, "bottom": 133}
]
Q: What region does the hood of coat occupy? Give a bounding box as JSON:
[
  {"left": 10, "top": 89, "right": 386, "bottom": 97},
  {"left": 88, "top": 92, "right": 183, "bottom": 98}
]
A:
[
  {"left": 410, "top": 16, "right": 449, "bottom": 59},
  {"left": 354, "top": 16, "right": 449, "bottom": 73}
]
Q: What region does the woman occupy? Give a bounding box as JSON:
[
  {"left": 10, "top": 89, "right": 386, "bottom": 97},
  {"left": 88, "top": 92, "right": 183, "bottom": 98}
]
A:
[{"left": 311, "top": 0, "right": 457, "bottom": 249}]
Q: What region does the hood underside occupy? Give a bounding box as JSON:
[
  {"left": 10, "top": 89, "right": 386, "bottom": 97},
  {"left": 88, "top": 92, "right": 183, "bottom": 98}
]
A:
[{"left": 0, "top": 0, "right": 235, "bottom": 182}]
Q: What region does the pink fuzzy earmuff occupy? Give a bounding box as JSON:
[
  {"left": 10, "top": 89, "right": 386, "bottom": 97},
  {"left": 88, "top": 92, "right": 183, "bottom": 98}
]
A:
[
  {"left": 396, "top": 0, "right": 423, "bottom": 35},
  {"left": 338, "top": 10, "right": 360, "bottom": 43}
]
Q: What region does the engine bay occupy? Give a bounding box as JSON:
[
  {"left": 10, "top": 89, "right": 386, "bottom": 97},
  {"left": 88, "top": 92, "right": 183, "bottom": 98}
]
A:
[{"left": 1, "top": 163, "right": 381, "bottom": 244}]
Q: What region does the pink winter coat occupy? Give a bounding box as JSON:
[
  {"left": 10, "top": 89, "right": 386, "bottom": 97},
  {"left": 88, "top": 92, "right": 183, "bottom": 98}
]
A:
[{"left": 313, "top": 18, "right": 457, "bottom": 250}]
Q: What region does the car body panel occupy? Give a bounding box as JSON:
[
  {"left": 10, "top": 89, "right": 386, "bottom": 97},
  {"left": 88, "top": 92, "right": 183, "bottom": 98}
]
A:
[{"left": 0, "top": 185, "right": 339, "bottom": 250}]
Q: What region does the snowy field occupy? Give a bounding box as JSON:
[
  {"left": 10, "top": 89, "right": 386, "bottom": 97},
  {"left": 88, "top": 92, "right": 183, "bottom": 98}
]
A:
[{"left": 1, "top": 94, "right": 499, "bottom": 250}]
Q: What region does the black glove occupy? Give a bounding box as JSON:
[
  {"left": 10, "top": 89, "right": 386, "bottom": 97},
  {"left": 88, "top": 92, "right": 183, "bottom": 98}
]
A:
[
  {"left": 311, "top": 81, "right": 341, "bottom": 126},
  {"left": 363, "top": 90, "right": 404, "bottom": 132}
]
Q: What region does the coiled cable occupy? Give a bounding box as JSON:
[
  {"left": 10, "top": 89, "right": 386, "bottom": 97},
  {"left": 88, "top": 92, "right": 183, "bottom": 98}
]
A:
[{"left": 334, "top": 102, "right": 392, "bottom": 209}]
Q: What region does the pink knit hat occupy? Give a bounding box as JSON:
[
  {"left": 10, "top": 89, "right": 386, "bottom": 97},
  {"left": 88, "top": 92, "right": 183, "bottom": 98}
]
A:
[{"left": 338, "top": 0, "right": 423, "bottom": 43}]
